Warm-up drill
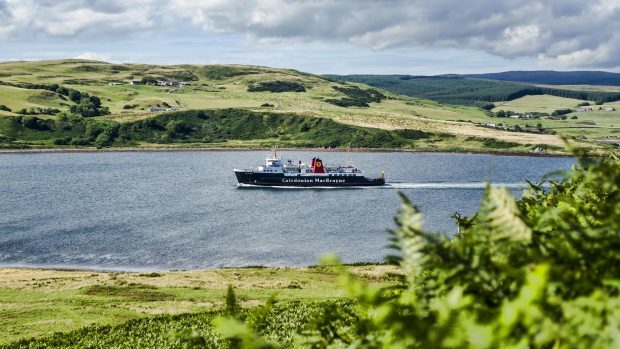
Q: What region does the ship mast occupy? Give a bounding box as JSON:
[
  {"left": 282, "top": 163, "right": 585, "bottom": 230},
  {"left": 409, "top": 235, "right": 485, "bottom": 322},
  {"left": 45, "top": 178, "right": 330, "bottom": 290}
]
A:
[{"left": 347, "top": 142, "right": 353, "bottom": 166}]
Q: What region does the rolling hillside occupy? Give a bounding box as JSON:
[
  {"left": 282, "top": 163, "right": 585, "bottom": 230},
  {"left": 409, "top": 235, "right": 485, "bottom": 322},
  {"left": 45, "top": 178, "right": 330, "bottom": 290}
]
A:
[
  {"left": 0, "top": 60, "right": 604, "bottom": 153},
  {"left": 330, "top": 75, "right": 620, "bottom": 107}
]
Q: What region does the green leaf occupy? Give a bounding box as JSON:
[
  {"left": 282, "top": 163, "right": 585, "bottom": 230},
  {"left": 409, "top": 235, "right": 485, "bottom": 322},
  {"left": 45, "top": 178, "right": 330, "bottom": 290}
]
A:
[{"left": 482, "top": 186, "right": 532, "bottom": 243}]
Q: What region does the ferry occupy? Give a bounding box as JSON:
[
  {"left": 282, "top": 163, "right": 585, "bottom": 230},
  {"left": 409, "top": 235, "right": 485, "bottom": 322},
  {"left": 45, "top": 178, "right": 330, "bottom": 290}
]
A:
[{"left": 234, "top": 150, "right": 385, "bottom": 187}]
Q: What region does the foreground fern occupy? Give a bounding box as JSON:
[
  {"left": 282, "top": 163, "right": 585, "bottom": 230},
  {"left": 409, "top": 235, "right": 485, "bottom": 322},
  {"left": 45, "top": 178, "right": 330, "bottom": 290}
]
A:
[{"left": 214, "top": 154, "right": 620, "bottom": 348}]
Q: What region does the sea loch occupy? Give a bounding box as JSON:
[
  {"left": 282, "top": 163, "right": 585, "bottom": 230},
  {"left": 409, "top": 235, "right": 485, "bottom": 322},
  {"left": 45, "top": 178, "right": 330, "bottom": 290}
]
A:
[{"left": 0, "top": 151, "right": 574, "bottom": 271}]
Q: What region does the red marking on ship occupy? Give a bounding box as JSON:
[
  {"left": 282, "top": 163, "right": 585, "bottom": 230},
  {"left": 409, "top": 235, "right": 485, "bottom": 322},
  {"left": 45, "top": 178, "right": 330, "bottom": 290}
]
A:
[{"left": 312, "top": 157, "right": 325, "bottom": 173}]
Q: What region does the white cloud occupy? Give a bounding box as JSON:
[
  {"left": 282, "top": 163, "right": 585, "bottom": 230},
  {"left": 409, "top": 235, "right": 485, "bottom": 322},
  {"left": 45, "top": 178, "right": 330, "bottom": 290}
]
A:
[
  {"left": 0, "top": 0, "right": 160, "bottom": 38},
  {"left": 73, "top": 51, "right": 112, "bottom": 62},
  {"left": 163, "top": 0, "right": 620, "bottom": 68},
  {"left": 1, "top": 0, "right": 620, "bottom": 68}
]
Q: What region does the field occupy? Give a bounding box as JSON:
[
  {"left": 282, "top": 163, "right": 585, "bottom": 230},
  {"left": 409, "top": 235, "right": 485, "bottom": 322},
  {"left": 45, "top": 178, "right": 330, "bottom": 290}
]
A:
[
  {"left": 0, "top": 265, "right": 397, "bottom": 345},
  {"left": 534, "top": 84, "right": 620, "bottom": 92},
  {"left": 492, "top": 95, "right": 587, "bottom": 114},
  {"left": 490, "top": 95, "right": 620, "bottom": 141},
  {"left": 1, "top": 59, "right": 601, "bottom": 154}
]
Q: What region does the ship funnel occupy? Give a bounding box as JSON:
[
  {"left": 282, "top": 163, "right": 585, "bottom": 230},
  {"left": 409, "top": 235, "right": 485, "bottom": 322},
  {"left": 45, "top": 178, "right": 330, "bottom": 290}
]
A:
[{"left": 312, "top": 157, "right": 325, "bottom": 173}]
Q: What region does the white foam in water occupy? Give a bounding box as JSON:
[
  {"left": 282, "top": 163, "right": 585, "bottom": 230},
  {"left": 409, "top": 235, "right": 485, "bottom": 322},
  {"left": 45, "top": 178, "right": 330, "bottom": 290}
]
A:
[
  {"left": 383, "top": 182, "right": 528, "bottom": 189},
  {"left": 237, "top": 182, "right": 531, "bottom": 189}
]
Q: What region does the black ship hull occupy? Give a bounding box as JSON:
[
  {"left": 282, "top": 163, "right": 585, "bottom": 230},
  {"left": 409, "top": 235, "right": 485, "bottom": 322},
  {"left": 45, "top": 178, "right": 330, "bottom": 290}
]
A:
[{"left": 235, "top": 171, "right": 385, "bottom": 187}]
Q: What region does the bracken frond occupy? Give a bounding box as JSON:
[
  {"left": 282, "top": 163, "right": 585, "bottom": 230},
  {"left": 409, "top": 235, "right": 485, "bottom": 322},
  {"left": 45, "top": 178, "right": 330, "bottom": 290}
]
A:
[
  {"left": 481, "top": 186, "right": 532, "bottom": 243},
  {"left": 393, "top": 192, "right": 429, "bottom": 283}
]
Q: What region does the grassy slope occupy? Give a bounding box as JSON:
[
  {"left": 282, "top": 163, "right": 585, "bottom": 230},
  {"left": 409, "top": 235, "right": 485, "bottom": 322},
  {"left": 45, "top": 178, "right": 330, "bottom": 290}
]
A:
[
  {"left": 330, "top": 74, "right": 620, "bottom": 146},
  {"left": 0, "top": 60, "right": 575, "bottom": 152},
  {"left": 0, "top": 265, "right": 397, "bottom": 345},
  {"left": 492, "top": 95, "right": 620, "bottom": 140},
  {"left": 492, "top": 94, "right": 588, "bottom": 114}
]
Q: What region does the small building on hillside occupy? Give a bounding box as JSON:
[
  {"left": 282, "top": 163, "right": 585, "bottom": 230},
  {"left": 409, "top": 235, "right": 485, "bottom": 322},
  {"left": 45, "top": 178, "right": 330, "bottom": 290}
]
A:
[
  {"left": 149, "top": 106, "right": 165, "bottom": 112},
  {"left": 157, "top": 80, "right": 176, "bottom": 86}
]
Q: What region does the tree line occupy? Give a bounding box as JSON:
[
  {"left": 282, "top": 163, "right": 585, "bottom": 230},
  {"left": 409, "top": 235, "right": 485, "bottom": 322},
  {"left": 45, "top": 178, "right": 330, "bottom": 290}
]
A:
[{"left": 330, "top": 75, "right": 620, "bottom": 107}]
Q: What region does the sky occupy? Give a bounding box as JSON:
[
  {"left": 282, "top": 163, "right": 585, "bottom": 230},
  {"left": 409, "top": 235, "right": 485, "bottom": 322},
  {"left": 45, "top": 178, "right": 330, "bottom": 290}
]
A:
[{"left": 1, "top": 0, "right": 620, "bottom": 75}]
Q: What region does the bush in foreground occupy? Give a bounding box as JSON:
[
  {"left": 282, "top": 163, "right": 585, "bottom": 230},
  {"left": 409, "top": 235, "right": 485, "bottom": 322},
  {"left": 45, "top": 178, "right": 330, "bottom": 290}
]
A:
[
  {"left": 215, "top": 152, "right": 620, "bottom": 348},
  {"left": 3, "top": 301, "right": 353, "bottom": 349}
]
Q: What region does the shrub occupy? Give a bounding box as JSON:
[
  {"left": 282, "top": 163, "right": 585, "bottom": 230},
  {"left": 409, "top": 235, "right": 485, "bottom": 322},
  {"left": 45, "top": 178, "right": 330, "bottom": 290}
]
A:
[
  {"left": 165, "top": 120, "right": 191, "bottom": 136},
  {"left": 70, "top": 98, "right": 109, "bottom": 117},
  {"left": 68, "top": 90, "right": 82, "bottom": 103},
  {"left": 225, "top": 285, "right": 239, "bottom": 317},
  {"left": 141, "top": 76, "right": 158, "bottom": 85},
  {"left": 480, "top": 103, "right": 495, "bottom": 110},
  {"left": 324, "top": 98, "right": 370, "bottom": 108},
  {"left": 18, "top": 107, "right": 59, "bottom": 115},
  {"left": 70, "top": 137, "right": 91, "bottom": 146},
  {"left": 200, "top": 66, "right": 258, "bottom": 80},
  {"left": 325, "top": 86, "right": 386, "bottom": 108},
  {"left": 247, "top": 81, "right": 306, "bottom": 93},
  {"left": 161, "top": 70, "right": 198, "bottom": 81},
  {"left": 0, "top": 104, "right": 11, "bottom": 112},
  {"left": 93, "top": 124, "right": 120, "bottom": 147},
  {"left": 394, "top": 129, "right": 432, "bottom": 140},
  {"left": 53, "top": 137, "right": 72, "bottom": 145},
  {"left": 488, "top": 139, "right": 518, "bottom": 148},
  {"left": 20, "top": 116, "right": 51, "bottom": 130},
  {"left": 552, "top": 108, "right": 573, "bottom": 116}
]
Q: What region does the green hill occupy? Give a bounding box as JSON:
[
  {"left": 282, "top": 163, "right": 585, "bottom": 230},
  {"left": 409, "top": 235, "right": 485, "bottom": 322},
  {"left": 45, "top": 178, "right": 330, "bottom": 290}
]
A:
[
  {"left": 329, "top": 74, "right": 620, "bottom": 108},
  {"left": 0, "top": 60, "right": 608, "bottom": 153}
]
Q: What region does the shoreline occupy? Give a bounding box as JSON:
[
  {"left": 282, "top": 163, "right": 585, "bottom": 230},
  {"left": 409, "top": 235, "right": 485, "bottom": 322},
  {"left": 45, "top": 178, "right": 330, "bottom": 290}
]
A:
[
  {"left": 0, "top": 146, "right": 572, "bottom": 158},
  {"left": 0, "top": 261, "right": 387, "bottom": 274}
]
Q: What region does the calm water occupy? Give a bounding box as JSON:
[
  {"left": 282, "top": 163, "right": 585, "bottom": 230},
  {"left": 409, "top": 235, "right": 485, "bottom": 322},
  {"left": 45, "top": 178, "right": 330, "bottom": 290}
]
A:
[{"left": 0, "top": 151, "right": 573, "bottom": 271}]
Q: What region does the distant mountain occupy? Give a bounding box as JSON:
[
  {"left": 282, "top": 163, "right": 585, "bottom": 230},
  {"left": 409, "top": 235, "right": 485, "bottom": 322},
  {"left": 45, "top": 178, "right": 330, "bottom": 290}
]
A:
[{"left": 464, "top": 71, "right": 620, "bottom": 86}]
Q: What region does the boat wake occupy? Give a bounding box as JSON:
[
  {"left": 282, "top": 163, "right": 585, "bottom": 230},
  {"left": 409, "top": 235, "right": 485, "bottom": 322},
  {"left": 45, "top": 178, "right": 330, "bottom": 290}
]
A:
[
  {"left": 237, "top": 182, "right": 531, "bottom": 189},
  {"left": 383, "top": 182, "right": 528, "bottom": 189}
]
